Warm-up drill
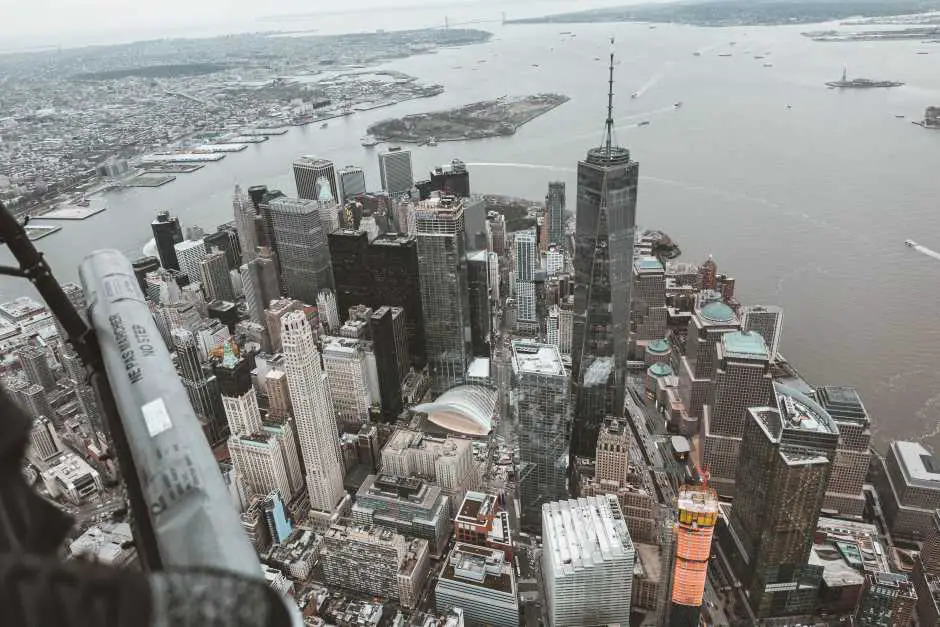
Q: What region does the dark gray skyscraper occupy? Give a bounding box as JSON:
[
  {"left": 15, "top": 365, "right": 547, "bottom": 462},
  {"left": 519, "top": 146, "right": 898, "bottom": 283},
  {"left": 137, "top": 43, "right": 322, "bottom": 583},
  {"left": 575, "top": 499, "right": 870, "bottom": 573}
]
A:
[
  {"left": 338, "top": 165, "right": 367, "bottom": 200},
  {"left": 726, "top": 383, "right": 839, "bottom": 619},
  {"left": 570, "top": 46, "right": 639, "bottom": 457},
  {"left": 415, "top": 196, "right": 472, "bottom": 393},
  {"left": 293, "top": 156, "right": 338, "bottom": 202},
  {"left": 233, "top": 185, "right": 258, "bottom": 264},
  {"left": 269, "top": 197, "right": 333, "bottom": 305},
  {"left": 546, "top": 181, "right": 566, "bottom": 246},
  {"left": 151, "top": 210, "right": 183, "bottom": 271}
]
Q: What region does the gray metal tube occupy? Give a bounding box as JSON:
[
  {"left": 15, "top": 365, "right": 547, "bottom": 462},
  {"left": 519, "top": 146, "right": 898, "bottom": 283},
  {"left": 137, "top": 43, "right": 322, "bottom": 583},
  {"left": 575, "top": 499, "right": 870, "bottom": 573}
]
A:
[{"left": 80, "top": 249, "right": 260, "bottom": 578}]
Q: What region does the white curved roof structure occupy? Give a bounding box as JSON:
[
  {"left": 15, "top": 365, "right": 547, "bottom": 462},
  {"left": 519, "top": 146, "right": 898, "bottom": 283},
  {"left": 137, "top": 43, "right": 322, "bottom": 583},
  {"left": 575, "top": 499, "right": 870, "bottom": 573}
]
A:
[{"left": 413, "top": 385, "right": 496, "bottom": 436}]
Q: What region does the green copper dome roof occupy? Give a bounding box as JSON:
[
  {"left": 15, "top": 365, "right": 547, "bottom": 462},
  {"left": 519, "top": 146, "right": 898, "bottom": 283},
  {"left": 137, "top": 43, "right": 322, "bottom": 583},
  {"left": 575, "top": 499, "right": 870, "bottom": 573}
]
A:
[
  {"left": 648, "top": 363, "right": 673, "bottom": 377},
  {"left": 701, "top": 301, "right": 735, "bottom": 323},
  {"left": 647, "top": 338, "right": 670, "bottom": 353}
]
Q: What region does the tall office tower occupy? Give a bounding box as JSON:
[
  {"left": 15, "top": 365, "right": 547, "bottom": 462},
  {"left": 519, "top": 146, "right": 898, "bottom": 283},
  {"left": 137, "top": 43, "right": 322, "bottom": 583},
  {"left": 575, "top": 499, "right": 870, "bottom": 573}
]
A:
[
  {"left": 514, "top": 228, "right": 538, "bottom": 282},
  {"left": 512, "top": 341, "right": 570, "bottom": 532},
  {"left": 486, "top": 212, "right": 507, "bottom": 256},
  {"left": 328, "top": 230, "right": 426, "bottom": 366},
  {"left": 215, "top": 349, "right": 262, "bottom": 436},
  {"left": 244, "top": 246, "right": 281, "bottom": 324},
  {"left": 321, "top": 336, "right": 373, "bottom": 431},
  {"left": 280, "top": 311, "right": 346, "bottom": 516},
  {"left": 262, "top": 416, "right": 304, "bottom": 498},
  {"left": 54, "top": 281, "right": 87, "bottom": 341},
  {"left": 151, "top": 210, "right": 184, "bottom": 271},
  {"left": 542, "top": 495, "right": 635, "bottom": 626},
  {"left": 877, "top": 441, "right": 940, "bottom": 540},
  {"left": 370, "top": 306, "right": 408, "bottom": 420},
  {"left": 293, "top": 156, "right": 338, "bottom": 202},
  {"left": 264, "top": 298, "right": 303, "bottom": 353},
  {"left": 726, "top": 383, "right": 839, "bottom": 619},
  {"left": 516, "top": 282, "right": 537, "bottom": 327},
  {"left": 234, "top": 185, "right": 259, "bottom": 264},
  {"left": 17, "top": 345, "right": 56, "bottom": 391},
  {"left": 544, "top": 249, "right": 564, "bottom": 277},
  {"left": 415, "top": 196, "right": 472, "bottom": 393},
  {"left": 204, "top": 223, "right": 242, "bottom": 271},
  {"left": 199, "top": 248, "right": 235, "bottom": 302},
  {"left": 702, "top": 331, "right": 774, "bottom": 498},
  {"left": 487, "top": 251, "right": 500, "bottom": 303},
  {"left": 436, "top": 543, "right": 518, "bottom": 627},
  {"left": 338, "top": 165, "right": 367, "bottom": 200},
  {"left": 174, "top": 239, "right": 207, "bottom": 283},
  {"left": 546, "top": 181, "right": 566, "bottom": 247},
  {"left": 814, "top": 386, "right": 872, "bottom": 517},
  {"left": 742, "top": 305, "right": 784, "bottom": 361},
  {"left": 416, "top": 159, "right": 471, "bottom": 199},
  {"left": 171, "top": 329, "right": 226, "bottom": 444},
  {"left": 595, "top": 416, "right": 630, "bottom": 484},
  {"left": 467, "top": 251, "right": 491, "bottom": 358},
  {"left": 320, "top": 523, "right": 430, "bottom": 610},
  {"left": 571, "top": 52, "right": 639, "bottom": 456},
  {"left": 268, "top": 197, "right": 333, "bottom": 305},
  {"left": 21, "top": 383, "right": 54, "bottom": 422},
  {"left": 28, "top": 416, "right": 62, "bottom": 462},
  {"left": 677, "top": 301, "right": 741, "bottom": 432},
  {"left": 547, "top": 304, "right": 573, "bottom": 356},
  {"left": 378, "top": 147, "right": 414, "bottom": 197},
  {"left": 317, "top": 289, "right": 340, "bottom": 332},
  {"left": 144, "top": 268, "right": 181, "bottom": 305},
  {"left": 668, "top": 486, "right": 719, "bottom": 627},
  {"left": 186, "top": 225, "right": 205, "bottom": 241},
  {"left": 393, "top": 199, "right": 414, "bottom": 235},
  {"left": 632, "top": 257, "right": 667, "bottom": 343},
  {"left": 266, "top": 370, "right": 293, "bottom": 420}
]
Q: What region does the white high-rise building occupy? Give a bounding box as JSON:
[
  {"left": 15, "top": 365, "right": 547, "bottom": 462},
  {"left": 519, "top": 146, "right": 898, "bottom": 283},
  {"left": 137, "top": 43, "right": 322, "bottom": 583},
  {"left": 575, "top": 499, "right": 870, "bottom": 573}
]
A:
[
  {"left": 379, "top": 147, "right": 414, "bottom": 197},
  {"left": 174, "top": 239, "right": 207, "bottom": 283},
  {"left": 547, "top": 305, "right": 573, "bottom": 356},
  {"left": 317, "top": 289, "right": 340, "bottom": 332},
  {"left": 545, "top": 250, "right": 564, "bottom": 277},
  {"left": 487, "top": 252, "right": 500, "bottom": 303},
  {"left": 542, "top": 495, "right": 635, "bottom": 627},
  {"left": 516, "top": 282, "right": 537, "bottom": 324},
  {"left": 322, "top": 336, "right": 374, "bottom": 430},
  {"left": 280, "top": 311, "right": 346, "bottom": 515},
  {"left": 228, "top": 436, "right": 293, "bottom": 503},
  {"left": 514, "top": 230, "right": 537, "bottom": 282}
]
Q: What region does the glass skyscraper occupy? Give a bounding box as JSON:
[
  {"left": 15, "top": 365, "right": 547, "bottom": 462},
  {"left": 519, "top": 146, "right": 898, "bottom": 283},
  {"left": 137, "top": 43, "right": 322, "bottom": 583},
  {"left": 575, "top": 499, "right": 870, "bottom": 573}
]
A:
[
  {"left": 268, "top": 197, "right": 334, "bottom": 306},
  {"left": 415, "top": 196, "right": 472, "bottom": 393},
  {"left": 570, "top": 52, "right": 639, "bottom": 457}
]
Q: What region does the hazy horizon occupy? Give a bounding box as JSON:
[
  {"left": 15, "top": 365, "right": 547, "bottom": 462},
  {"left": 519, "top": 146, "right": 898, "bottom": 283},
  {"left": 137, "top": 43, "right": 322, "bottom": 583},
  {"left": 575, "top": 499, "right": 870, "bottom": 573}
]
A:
[{"left": 0, "top": 0, "right": 648, "bottom": 51}]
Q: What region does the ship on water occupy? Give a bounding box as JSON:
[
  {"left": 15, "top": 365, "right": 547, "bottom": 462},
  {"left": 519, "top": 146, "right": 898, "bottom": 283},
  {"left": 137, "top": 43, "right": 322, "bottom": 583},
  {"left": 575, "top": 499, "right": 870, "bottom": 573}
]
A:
[{"left": 826, "top": 68, "right": 903, "bottom": 89}]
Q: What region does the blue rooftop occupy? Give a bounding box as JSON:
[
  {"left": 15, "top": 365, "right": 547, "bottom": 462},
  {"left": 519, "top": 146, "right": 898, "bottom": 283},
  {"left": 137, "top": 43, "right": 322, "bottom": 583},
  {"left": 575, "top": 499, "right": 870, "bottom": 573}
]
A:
[
  {"left": 634, "top": 257, "right": 664, "bottom": 272},
  {"left": 648, "top": 363, "right": 673, "bottom": 377},
  {"left": 700, "top": 301, "right": 736, "bottom": 324},
  {"left": 647, "top": 338, "right": 670, "bottom": 353},
  {"left": 721, "top": 331, "right": 769, "bottom": 360}
]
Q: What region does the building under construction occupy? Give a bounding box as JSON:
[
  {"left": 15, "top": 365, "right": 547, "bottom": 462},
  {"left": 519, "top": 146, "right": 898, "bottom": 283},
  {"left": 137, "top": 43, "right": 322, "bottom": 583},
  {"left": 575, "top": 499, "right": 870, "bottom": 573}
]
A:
[{"left": 668, "top": 484, "right": 719, "bottom": 627}]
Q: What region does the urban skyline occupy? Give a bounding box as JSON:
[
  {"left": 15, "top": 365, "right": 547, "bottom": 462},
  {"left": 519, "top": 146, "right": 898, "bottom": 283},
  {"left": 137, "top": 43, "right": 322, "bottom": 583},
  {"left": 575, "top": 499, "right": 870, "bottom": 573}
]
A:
[{"left": 1, "top": 40, "right": 938, "bottom": 627}]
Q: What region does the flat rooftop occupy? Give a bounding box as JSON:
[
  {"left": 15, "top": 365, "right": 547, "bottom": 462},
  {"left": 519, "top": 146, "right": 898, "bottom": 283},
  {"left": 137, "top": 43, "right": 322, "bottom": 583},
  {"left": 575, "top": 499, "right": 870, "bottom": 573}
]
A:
[
  {"left": 441, "top": 542, "right": 515, "bottom": 594},
  {"left": 676, "top": 486, "right": 719, "bottom": 515},
  {"left": 543, "top": 495, "right": 633, "bottom": 575},
  {"left": 894, "top": 441, "right": 940, "bottom": 489},
  {"left": 456, "top": 490, "right": 497, "bottom": 524},
  {"left": 815, "top": 386, "right": 870, "bottom": 426},
  {"left": 720, "top": 330, "right": 769, "bottom": 361},
  {"left": 511, "top": 341, "right": 565, "bottom": 376},
  {"left": 775, "top": 383, "right": 838, "bottom": 436},
  {"left": 633, "top": 256, "right": 664, "bottom": 273}
]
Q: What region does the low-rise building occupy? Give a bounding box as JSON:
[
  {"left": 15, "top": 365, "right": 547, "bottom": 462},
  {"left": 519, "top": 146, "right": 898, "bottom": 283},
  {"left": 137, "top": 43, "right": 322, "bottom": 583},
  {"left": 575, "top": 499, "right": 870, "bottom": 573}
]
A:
[
  {"left": 39, "top": 450, "right": 102, "bottom": 505},
  {"left": 453, "top": 490, "right": 512, "bottom": 559},
  {"left": 319, "top": 523, "right": 430, "bottom": 609},
  {"left": 435, "top": 542, "right": 518, "bottom": 627},
  {"left": 68, "top": 522, "right": 136, "bottom": 567}
]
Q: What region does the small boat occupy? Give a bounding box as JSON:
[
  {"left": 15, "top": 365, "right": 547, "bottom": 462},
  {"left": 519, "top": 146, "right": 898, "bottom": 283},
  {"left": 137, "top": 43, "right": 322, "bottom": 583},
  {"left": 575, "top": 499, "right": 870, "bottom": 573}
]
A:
[
  {"left": 638, "top": 121, "right": 650, "bottom": 127},
  {"left": 361, "top": 135, "right": 379, "bottom": 147},
  {"left": 532, "top": 64, "right": 540, "bottom": 68},
  {"left": 754, "top": 55, "right": 765, "bottom": 60},
  {"left": 427, "top": 136, "right": 438, "bottom": 146},
  {"left": 786, "top": 104, "right": 792, "bottom": 109},
  {"left": 674, "top": 101, "right": 683, "bottom": 108},
  {"left": 764, "top": 63, "right": 774, "bottom": 68},
  {"left": 631, "top": 92, "right": 639, "bottom": 99},
  {"left": 320, "top": 122, "right": 328, "bottom": 129},
  {"left": 719, "top": 52, "right": 732, "bottom": 57},
  {"left": 594, "top": 57, "right": 601, "bottom": 61},
  {"left": 896, "top": 114, "right": 906, "bottom": 119},
  {"left": 917, "top": 51, "right": 930, "bottom": 55},
  {"left": 906, "top": 239, "right": 917, "bottom": 248},
  {"left": 693, "top": 51, "right": 702, "bottom": 57}
]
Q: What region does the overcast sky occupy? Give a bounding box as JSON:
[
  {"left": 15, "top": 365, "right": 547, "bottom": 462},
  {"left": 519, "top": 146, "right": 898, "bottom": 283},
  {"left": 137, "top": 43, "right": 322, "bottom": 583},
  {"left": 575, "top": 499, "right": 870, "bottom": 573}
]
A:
[{"left": 0, "top": 0, "right": 642, "bottom": 50}]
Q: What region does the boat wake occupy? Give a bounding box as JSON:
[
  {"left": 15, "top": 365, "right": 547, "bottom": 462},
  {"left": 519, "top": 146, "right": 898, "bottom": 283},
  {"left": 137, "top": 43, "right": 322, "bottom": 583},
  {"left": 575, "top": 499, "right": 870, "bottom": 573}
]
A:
[{"left": 908, "top": 241, "right": 940, "bottom": 262}]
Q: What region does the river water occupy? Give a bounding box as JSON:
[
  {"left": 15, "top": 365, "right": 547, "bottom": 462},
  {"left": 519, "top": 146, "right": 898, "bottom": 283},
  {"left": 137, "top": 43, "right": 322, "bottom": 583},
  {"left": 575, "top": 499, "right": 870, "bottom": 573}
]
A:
[{"left": 3, "top": 6, "right": 940, "bottom": 450}]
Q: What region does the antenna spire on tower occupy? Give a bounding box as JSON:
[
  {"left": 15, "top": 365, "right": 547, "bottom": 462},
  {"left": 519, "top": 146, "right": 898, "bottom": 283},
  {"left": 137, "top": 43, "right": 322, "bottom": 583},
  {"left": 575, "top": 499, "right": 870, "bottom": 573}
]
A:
[{"left": 605, "top": 36, "right": 616, "bottom": 157}]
